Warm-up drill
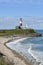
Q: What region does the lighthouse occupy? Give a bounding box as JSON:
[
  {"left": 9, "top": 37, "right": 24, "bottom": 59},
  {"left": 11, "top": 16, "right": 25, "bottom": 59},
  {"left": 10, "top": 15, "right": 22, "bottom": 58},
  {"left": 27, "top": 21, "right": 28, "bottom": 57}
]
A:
[{"left": 19, "top": 18, "right": 22, "bottom": 27}]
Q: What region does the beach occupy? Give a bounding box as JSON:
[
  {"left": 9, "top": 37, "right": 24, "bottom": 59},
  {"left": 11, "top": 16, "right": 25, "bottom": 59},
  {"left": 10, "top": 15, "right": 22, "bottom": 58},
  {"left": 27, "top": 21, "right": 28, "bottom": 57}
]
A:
[
  {"left": 6, "top": 36, "right": 41, "bottom": 65},
  {"left": 0, "top": 36, "right": 31, "bottom": 65}
]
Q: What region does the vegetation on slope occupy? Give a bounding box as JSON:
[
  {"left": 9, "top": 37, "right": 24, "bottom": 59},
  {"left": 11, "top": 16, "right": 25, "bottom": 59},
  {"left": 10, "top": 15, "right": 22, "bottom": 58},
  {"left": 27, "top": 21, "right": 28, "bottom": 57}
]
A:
[{"left": 0, "top": 29, "right": 35, "bottom": 36}]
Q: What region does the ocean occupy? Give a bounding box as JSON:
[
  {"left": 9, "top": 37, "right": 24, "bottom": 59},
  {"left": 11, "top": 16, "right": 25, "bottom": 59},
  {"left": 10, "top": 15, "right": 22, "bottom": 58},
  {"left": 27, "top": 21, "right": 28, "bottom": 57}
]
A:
[{"left": 6, "top": 30, "right": 43, "bottom": 65}]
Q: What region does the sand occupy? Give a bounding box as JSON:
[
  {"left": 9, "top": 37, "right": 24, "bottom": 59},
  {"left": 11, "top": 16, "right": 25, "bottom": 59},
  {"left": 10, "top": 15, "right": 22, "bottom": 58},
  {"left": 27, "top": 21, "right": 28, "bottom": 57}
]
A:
[{"left": 0, "top": 36, "right": 31, "bottom": 65}]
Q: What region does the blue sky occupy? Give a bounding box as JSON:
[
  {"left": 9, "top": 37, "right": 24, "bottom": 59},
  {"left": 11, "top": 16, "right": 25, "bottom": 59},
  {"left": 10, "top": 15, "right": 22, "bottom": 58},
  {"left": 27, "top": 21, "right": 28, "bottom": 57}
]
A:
[{"left": 0, "top": 0, "right": 43, "bottom": 30}]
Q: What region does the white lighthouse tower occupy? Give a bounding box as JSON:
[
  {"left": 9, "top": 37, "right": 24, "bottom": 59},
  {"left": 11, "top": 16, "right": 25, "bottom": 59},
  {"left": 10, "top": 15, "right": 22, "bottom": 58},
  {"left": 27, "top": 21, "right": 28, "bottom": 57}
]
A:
[{"left": 19, "top": 18, "right": 22, "bottom": 28}]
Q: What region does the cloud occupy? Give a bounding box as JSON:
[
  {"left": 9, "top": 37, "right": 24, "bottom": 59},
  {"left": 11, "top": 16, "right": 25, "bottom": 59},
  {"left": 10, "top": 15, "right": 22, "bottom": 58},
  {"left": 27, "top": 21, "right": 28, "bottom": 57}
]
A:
[
  {"left": 0, "top": 16, "right": 43, "bottom": 22},
  {"left": 0, "top": 17, "right": 18, "bottom": 22},
  {"left": 0, "top": 17, "right": 20, "bottom": 22},
  {"left": 0, "top": 16, "right": 43, "bottom": 29}
]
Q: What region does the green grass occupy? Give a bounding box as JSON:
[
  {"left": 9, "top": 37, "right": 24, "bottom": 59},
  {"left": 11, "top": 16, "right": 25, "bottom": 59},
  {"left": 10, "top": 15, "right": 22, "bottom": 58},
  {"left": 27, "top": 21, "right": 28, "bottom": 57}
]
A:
[
  {"left": 0, "top": 57, "right": 14, "bottom": 65},
  {"left": 0, "top": 29, "right": 35, "bottom": 36}
]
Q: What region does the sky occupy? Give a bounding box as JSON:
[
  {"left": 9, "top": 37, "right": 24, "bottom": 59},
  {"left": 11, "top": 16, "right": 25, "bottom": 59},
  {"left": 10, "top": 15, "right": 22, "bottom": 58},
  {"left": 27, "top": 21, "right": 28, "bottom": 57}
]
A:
[{"left": 0, "top": 0, "right": 43, "bottom": 30}]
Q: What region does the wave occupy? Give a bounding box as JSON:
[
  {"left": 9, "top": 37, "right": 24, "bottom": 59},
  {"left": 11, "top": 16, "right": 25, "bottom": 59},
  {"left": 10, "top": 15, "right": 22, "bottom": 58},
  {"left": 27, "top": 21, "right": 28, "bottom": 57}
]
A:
[
  {"left": 6, "top": 37, "right": 28, "bottom": 46},
  {"left": 28, "top": 46, "right": 38, "bottom": 61},
  {"left": 6, "top": 37, "right": 43, "bottom": 65},
  {"left": 28, "top": 46, "right": 43, "bottom": 65}
]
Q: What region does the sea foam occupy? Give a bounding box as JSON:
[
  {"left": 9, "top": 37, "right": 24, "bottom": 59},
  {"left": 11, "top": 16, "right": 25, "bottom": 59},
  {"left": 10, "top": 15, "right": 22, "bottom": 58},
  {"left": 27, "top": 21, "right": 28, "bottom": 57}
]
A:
[{"left": 28, "top": 45, "right": 43, "bottom": 65}]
